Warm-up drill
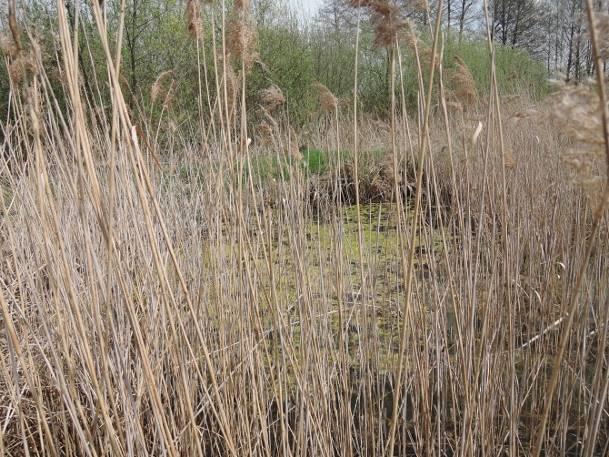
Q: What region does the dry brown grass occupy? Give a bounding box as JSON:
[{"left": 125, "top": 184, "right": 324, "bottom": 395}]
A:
[{"left": 0, "top": 1, "right": 609, "bottom": 456}]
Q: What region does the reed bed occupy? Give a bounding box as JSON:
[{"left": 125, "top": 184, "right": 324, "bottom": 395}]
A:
[{"left": 1, "top": 0, "right": 609, "bottom": 455}]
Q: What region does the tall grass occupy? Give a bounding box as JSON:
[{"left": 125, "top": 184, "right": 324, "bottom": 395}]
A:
[{"left": 1, "top": 1, "right": 608, "bottom": 456}]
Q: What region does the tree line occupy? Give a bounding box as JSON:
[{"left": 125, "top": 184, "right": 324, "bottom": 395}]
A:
[{"left": 1, "top": 0, "right": 605, "bottom": 136}]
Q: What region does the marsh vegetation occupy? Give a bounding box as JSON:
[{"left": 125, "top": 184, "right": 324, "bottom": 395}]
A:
[{"left": 1, "top": 0, "right": 609, "bottom": 455}]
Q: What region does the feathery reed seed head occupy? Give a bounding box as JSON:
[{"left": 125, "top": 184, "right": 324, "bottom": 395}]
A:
[
  {"left": 370, "top": 2, "right": 405, "bottom": 48},
  {"left": 346, "top": 0, "right": 406, "bottom": 48},
  {"left": 259, "top": 85, "right": 285, "bottom": 112},
  {"left": 312, "top": 82, "right": 338, "bottom": 112},
  {"left": 0, "top": 34, "right": 18, "bottom": 59},
  {"left": 451, "top": 56, "right": 477, "bottom": 105},
  {"left": 592, "top": 13, "right": 609, "bottom": 60},
  {"left": 235, "top": 0, "right": 251, "bottom": 10},
  {"left": 185, "top": 0, "right": 202, "bottom": 40},
  {"left": 8, "top": 53, "right": 36, "bottom": 86},
  {"left": 552, "top": 84, "right": 608, "bottom": 208},
  {"left": 151, "top": 70, "right": 174, "bottom": 104},
  {"left": 227, "top": 14, "right": 258, "bottom": 71},
  {"left": 419, "top": 46, "right": 440, "bottom": 71},
  {"left": 256, "top": 121, "right": 274, "bottom": 144},
  {"left": 347, "top": 0, "right": 373, "bottom": 8},
  {"left": 288, "top": 127, "right": 302, "bottom": 160},
  {"left": 412, "top": 0, "right": 429, "bottom": 12},
  {"left": 162, "top": 79, "right": 176, "bottom": 111},
  {"left": 402, "top": 19, "right": 418, "bottom": 50}
]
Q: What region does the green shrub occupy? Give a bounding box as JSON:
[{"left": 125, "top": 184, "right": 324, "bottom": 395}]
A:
[{"left": 443, "top": 38, "right": 549, "bottom": 99}]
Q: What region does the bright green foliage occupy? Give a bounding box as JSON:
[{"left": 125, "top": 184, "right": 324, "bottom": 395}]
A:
[
  {"left": 0, "top": 0, "right": 550, "bottom": 137},
  {"left": 443, "top": 38, "right": 549, "bottom": 99},
  {"left": 302, "top": 148, "right": 329, "bottom": 174},
  {"left": 251, "top": 26, "right": 317, "bottom": 125}
]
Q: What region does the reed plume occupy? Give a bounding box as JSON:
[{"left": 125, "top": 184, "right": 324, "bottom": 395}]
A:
[
  {"left": 313, "top": 82, "right": 338, "bottom": 112},
  {"left": 151, "top": 70, "right": 174, "bottom": 105},
  {"left": 185, "top": 0, "right": 202, "bottom": 41},
  {"left": 0, "top": 34, "right": 18, "bottom": 59},
  {"left": 553, "top": 84, "right": 607, "bottom": 206},
  {"left": 227, "top": 0, "right": 257, "bottom": 71},
  {"left": 451, "top": 56, "right": 477, "bottom": 106},
  {"left": 593, "top": 13, "right": 609, "bottom": 59},
  {"left": 259, "top": 84, "right": 285, "bottom": 112},
  {"left": 347, "top": 0, "right": 406, "bottom": 48}
]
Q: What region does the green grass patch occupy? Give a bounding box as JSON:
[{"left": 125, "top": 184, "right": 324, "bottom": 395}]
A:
[
  {"left": 247, "top": 155, "right": 293, "bottom": 182},
  {"left": 302, "top": 148, "right": 329, "bottom": 174}
]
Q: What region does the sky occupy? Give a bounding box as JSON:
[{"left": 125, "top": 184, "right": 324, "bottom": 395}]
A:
[{"left": 289, "top": 0, "right": 324, "bottom": 17}]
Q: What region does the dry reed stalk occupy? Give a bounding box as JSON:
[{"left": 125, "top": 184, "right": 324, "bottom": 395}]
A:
[
  {"left": 532, "top": 1, "right": 609, "bottom": 455},
  {"left": 7, "top": 0, "right": 22, "bottom": 54},
  {"left": 3, "top": 0, "right": 609, "bottom": 455},
  {"left": 385, "top": 1, "right": 444, "bottom": 455}
]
